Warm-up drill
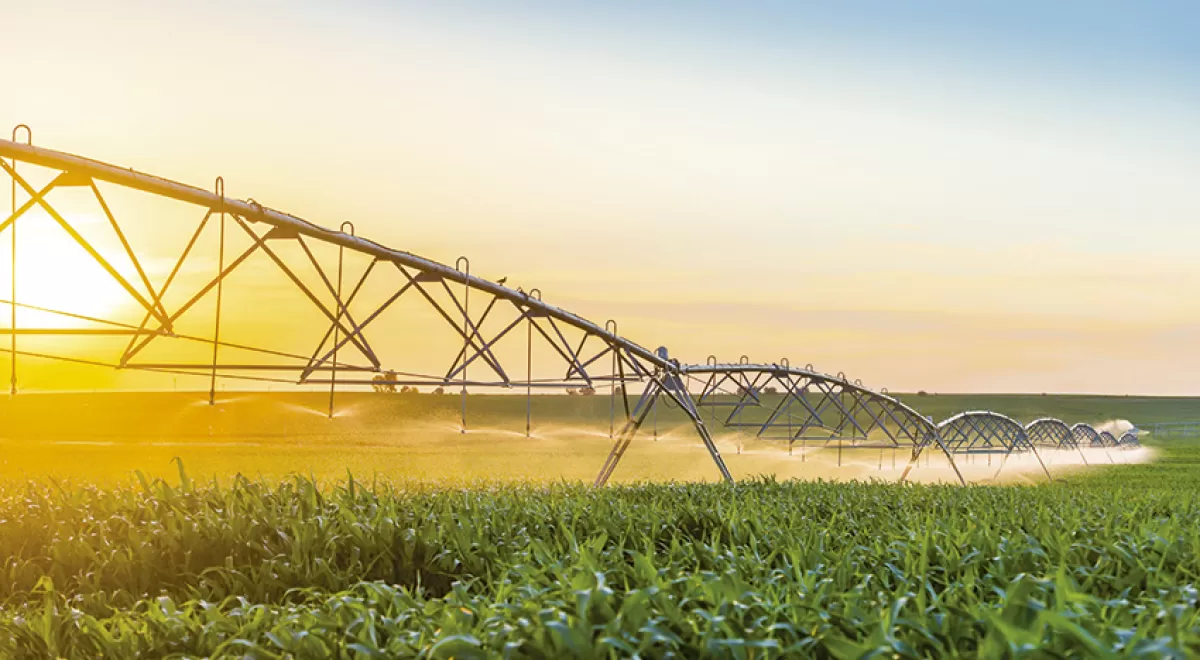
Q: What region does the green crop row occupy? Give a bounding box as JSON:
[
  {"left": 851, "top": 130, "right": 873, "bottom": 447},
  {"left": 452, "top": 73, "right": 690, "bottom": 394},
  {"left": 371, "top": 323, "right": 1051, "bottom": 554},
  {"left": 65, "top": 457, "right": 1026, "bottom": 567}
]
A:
[{"left": 0, "top": 450, "right": 1196, "bottom": 657}]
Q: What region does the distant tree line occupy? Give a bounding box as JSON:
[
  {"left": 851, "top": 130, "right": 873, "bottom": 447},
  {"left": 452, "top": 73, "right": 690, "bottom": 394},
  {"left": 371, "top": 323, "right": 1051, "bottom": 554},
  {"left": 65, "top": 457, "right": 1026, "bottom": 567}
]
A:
[
  {"left": 370, "top": 372, "right": 600, "bottom": 396},
  {"left": 370, "top": 370, "right": 447, "bottom": 394}
]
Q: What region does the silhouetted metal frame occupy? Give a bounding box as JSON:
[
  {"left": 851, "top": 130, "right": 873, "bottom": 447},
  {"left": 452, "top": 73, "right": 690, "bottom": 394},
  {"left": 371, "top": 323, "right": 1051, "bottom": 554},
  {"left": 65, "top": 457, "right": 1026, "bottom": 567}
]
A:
[
  {"left": 0, "top": 139, "right": 665, "bottom": 376},
  {"left": 0, "top": 137, "right": 1119, "bottom": 488},
  {"left": 0, "top": 138, "right": 743, "bottom": 483}
]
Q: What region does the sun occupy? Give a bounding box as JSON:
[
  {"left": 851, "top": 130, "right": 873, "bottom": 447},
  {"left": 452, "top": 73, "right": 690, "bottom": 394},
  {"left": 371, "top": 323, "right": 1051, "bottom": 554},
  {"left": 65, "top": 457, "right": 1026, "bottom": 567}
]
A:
[{"left": 0, "top": 211, "right": 138, "bottom": 330}]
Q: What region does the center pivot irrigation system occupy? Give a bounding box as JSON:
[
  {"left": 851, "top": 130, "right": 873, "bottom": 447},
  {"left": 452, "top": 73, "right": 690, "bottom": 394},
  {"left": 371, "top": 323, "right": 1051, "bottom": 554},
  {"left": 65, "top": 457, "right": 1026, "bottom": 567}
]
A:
[{"left": 0, "top": 130, "right": 1138, "bottom": 486}]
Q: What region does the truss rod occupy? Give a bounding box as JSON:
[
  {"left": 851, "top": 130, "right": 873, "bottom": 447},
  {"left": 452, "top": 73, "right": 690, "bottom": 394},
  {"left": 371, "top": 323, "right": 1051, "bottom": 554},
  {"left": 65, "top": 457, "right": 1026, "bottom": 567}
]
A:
[{"left": 0, "top": 139, "right": 669, "bottom": 373}]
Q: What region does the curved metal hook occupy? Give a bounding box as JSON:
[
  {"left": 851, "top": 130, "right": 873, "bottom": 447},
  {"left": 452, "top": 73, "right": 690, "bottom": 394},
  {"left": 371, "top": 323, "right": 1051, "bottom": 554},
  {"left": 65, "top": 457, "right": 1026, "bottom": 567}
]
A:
[
  {"left": 528, "top": 287, "right": 542, "bottom": 301},
  {"left": 805, "top": 363, "right": 814, "bottom": 372},
  {"left": 739, "top": 354, "right": 750, "bottom": 365},
  {"left": 11, "top": 125, "right": 31, "bottom": 145},
  {"left": 605, "top": 319, "right": 618, "bottom": 334},
  {"left": 780, "top": 357, "right": 790, "bottom": 368},
  {"left": 340, "top": 221, "right": 355, "bottom": 236},
  {"left": 213, "top": 177, "right": 225, "bottom": 213},
  {"left": 854, "top": 378, "right": 863, "bottom": 386},
  {"left": 706, "top": 354, "right": 718, "bottom": 367},
  {"left": 836, "top": 371, "right": 846, "bottom": 381}
]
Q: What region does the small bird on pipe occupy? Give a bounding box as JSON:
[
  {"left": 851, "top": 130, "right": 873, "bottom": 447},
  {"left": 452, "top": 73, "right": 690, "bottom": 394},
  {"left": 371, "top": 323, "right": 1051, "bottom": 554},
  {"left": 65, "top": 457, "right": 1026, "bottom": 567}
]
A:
[{"left": 496, "top": 276, "right": 508, "bottom": 286}]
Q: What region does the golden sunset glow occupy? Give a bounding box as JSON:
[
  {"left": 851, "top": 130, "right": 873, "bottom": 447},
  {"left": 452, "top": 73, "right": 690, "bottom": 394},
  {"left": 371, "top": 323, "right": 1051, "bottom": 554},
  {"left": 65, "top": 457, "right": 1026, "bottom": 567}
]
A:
[
  {"left": 3, "top": 2, "right": 1200, "bottom": 394},
  {"left": 0, "top": 4, "right": 1195, "bottom": 651},
  {"left": 0, "top": 211, "right": 136, "bottom": 329}
]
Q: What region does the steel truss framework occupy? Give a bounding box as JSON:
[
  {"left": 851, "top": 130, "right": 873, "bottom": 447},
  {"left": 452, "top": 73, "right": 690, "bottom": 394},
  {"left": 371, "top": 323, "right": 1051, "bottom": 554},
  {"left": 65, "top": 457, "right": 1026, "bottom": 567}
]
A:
[
  {"left": 1068, "top": 423, "right": 1126, "bottom": 465},
  {"left": 936, "top": 411, "right": 1053, "bottom": 481},
  {"left": 1025, "top": 417, "right": 1102, "bottom": 467},
  {"left": 1117, "top": 431, "right": 1141, "bottom": 448},
  {"left": 939, "top": 411, "right": 1032, "bottom": 453},
  {"left": 1025, "top": 418, "right": 1075, "bottom": 449},
  {"left": 0, "top": 134, "right": 1133, "bottom": 486},
  {"left": 0, "top": 138, "right": 670, "bottom": 389},
  {"left": 594, "top": 362, "right": 967, "bottom": 487},
  {"left": 1020, "top": 417, "right": 1140, "bottom": 463},
  {"left": 1071, "top": 423, "right": 1103, "bottom": 448}
]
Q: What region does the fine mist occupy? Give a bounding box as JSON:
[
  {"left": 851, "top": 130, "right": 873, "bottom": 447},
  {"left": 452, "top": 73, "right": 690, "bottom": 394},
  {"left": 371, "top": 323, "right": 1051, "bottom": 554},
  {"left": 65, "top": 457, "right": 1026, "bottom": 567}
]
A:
[{"left": 0, "top": 391, "right": 1151, "bottom": 485}]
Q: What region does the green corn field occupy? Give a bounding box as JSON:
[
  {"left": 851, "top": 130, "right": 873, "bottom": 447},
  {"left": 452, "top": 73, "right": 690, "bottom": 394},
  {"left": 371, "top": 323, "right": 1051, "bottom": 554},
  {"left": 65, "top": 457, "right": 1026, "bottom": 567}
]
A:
[{"left": 0, "top": 445, "right": 1195, "bottom": 658}]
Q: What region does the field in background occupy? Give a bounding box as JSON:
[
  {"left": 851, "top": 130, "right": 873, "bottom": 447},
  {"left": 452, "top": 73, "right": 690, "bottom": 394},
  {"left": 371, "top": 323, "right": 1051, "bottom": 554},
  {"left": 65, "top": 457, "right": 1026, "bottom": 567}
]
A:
[
  {"left": 894, "top": 392, "right": 1200, "bottom": 425},
  {"left": 0, "top": 390, "right": 1187, "bottom": 485}
]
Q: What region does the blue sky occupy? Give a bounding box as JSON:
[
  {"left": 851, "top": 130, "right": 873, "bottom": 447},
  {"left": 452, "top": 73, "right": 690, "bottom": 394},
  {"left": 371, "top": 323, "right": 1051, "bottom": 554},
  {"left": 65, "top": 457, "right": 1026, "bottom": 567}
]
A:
[{"left": 399, "top": 1, "right": 1200, "bottom": 95}]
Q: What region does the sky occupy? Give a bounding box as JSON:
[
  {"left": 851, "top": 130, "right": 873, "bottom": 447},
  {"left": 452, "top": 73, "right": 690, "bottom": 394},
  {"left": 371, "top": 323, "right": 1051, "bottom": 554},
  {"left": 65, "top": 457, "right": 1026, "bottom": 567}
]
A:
[{"left": 2, "top": 0, "right": 1200, "bottom": 394}]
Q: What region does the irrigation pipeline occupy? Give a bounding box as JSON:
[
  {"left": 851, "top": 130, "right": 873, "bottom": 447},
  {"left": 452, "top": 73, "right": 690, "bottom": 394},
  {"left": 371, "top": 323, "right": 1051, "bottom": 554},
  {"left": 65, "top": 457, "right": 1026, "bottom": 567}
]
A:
[{"left": 0, "top": 134, "right": 1139, "bottom": 486}]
